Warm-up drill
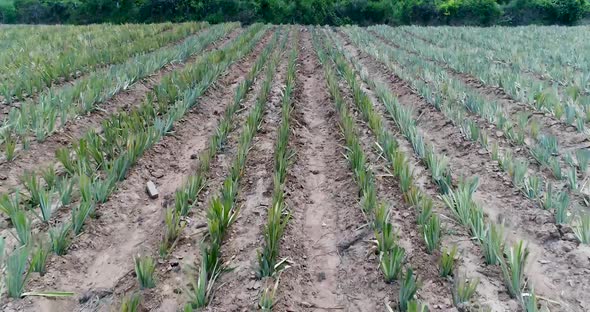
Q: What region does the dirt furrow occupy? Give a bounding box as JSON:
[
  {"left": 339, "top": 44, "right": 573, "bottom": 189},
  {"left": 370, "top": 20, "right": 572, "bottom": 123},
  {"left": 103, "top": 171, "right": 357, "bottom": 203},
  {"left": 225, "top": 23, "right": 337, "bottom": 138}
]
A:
[
  {"left": 99, "top": 31, "right": 280, "bottom": 312},
  {"left": 274, "top": 29, "right": 379, "bottom": 312},
  {"left": 6, "top": 29, "right": 272, "bottom": 312},
  {"left": 0, "top": 27, "right": 242, "bottom": 196},
  {"left": 334, "top": 58, "right": 457, "bottom": 310},
  {"left": 339, "top": 32, "right": 590, "bottom": 312},
  {"left": 208, "top": 36, "right": 290, "bottom": 312}
]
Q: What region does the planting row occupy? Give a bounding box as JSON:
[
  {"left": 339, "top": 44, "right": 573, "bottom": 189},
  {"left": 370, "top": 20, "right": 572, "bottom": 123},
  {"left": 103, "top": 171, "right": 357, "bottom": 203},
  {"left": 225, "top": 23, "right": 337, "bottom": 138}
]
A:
[
  {"left": 343, "top": 26, "right": 590, "bottom": 241},
  {"left": 182, "top": 30, "right": 287, "bottom": 311},
  {"left": 0, "top": 23, "right": 234, "bottom": 163},
  {"left": 256, "top": 28, "right": 298, "bottom": 311},
  {"left": 374, "top": 26, "right": 590, "bottom": 142},
  {"left": 0, "top": 24, "right": 269, "bottom": 301},
  {"left": 324, "top": 27, "right": 552, "bottom": 311},
  {"left": 0, "top": 23, "right": 203, "bottom": 103},
  {"left": 402, "top": 26, "right": 590, "bottom": 93},
  {"left": 314, "top": 29, "right": 433, "bottom": 310}
]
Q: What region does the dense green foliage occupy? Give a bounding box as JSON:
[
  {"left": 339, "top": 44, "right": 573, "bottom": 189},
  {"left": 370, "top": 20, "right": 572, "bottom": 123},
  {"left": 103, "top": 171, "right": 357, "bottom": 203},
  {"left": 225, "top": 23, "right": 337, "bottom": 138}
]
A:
[{"left": 0, "top": 0, "right": 588, "bottom": 26}]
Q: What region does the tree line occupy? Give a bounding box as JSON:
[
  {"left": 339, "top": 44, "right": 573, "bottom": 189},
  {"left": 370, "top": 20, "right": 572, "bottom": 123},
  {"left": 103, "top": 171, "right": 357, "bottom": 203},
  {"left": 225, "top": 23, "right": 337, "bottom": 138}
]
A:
[{"left": 0, "top": 0, "right": 588, "bottom": 26}]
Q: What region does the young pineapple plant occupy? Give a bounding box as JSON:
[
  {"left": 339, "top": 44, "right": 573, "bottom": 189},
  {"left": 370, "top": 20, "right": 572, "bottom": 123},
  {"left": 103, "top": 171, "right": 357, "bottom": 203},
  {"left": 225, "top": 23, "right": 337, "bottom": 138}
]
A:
[
  {"left": 71, "top": 201, "right": 95, "bottom": 235},
  {"left": 554, "top": 191, "right": 570, "bottom": 224},
  {"left": 50, "top": 222, "right": 72, "bottom": 256},
  {"left": 259, "top": 276, "right": 281, "bottom": 311},
  {"left": 380, "top": 245, "right": 405, "bottom": 283},
  {"left": 21, "top": 171, "right": 41, "bottom": 207},
  {"left": 482, "top": 223, "right": 504, "bottom": 265},
  {"left": 0, "top": 192, "right": 21, "bottom": 218},
  {"left": 422, "top": 214, "right": 441, "bottom": 254},
  {"left": 6, "top": 247, "right": 30, "bottom": 298},
  {"left": 399, "top": 268, "right": 421, "bottom": 312},
  {"left": 573, "top": 213, "right": 590, "bottom": 244},
  {"left": 120, "top": 293, "right": 141, "bottom": 312},
  {"left": 440, "top": 245, "right": 458, "bottom": 277},
  {"left": 453, "top": 274, "right": 479, "bottom": 307},
  {"left": 31, "top": 241, "right": 50, "bottom": 276},
  {"left": 134, "top": 254, "right": 156, "bottom": 289},
  {"left": 11, "top": 209, "right": 32, "bottom": 246},
  {"left": 34, "top": 186, "right": 54, "bottom": 223},
  {"left": 500, "top": 240, "right": 529, "bottom": 299},
  {"left": 160, "top": 206, "right": 184, "bottom": 257}
]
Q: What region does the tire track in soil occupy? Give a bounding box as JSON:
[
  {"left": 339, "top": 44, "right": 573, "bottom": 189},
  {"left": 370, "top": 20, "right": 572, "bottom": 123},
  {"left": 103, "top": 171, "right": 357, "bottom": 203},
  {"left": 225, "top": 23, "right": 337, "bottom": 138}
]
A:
[
  {"left": 208, "top": 33, "right": 290, "bottom": 312},
  {"left": 5, "top": 28, "right": 272, "bottom": 312},
  {"left": 0, "top": 27, "right": 242, "bottom": 196},
  {"left": 275, "top": 29, "right": 380, "bottom": 312},
  {"left": 95, "top": 30, "right": 280, "bottom": 312},
  {"left": 337, "top": 31, "right": 590, "bottom": 312}
]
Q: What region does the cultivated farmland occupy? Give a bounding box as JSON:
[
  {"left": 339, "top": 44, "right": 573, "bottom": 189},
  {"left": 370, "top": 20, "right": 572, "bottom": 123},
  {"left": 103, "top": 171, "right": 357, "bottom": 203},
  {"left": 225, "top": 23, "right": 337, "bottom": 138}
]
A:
[{"left": 0, "top": 23, "right": 589, "bottom": 312}]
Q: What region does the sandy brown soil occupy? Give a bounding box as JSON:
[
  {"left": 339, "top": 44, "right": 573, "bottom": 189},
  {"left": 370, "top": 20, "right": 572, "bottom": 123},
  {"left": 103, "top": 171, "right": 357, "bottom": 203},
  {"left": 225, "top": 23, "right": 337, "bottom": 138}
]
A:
[
  {"left": 338, "top": 30, "right": 590, "bottom": 312},
  {"left": 272, "top": 29, "right": 385, "bottom": 312}
]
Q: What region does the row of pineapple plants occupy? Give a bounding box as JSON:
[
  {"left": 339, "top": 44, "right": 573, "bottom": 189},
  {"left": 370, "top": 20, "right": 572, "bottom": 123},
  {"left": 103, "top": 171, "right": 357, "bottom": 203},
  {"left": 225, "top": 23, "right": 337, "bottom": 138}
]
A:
[
  {"left": 324, "top": 28, "right": 543, "bottom": 311},
  {"left": 353, "top": 26, "right": 590, "bottom": 242},
  {"left": 373, "top": 25, "right": 590, "bottom": 140},
  {"left": 0, "top": 23, "right": 145, "bottom": 84},
  {"left": 342, "top": 26, "right": 590, "bottom": 243},
  {"left": 183, "top": 33, "right": 287, "bottom": 310},
  {"left": 0, "top": 25, "right": 271, "bottom": 300},
  {"left": 0, "top": 24, "right": 267, "bottom": 249},
  {"left": 402, "top": 26, "right": 590, "bottom": 98},
  {"left": 257, "top": 28, "right": 298, "bottom": 311},
  {"left": 370, "top": 25, "right": 583, "bottom": 188},
  {"left": 159, "top": 29, "right": 283, "bottom": 257},
  {"left": 0, "top": 22, "right": 233, "bottom": 163},
  {"left": 313, "top": 28, "right": 431, "bottom": 311},
  {"left": 405, "top": 25, "right": 590, "bottom": 100},
  {"left": 0, "top": 22, "right": 198, "bottom": 103},
  {"left": 120, "top": 29, "right": 285, "bottom": 312},
  {"left": 318, "top": 28, "right": 486, "bottom": 310}
]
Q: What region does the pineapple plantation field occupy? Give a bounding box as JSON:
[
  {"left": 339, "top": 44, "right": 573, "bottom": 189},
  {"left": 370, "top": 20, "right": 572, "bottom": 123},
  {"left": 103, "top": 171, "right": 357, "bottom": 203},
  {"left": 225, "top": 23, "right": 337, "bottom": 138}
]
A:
[{"left": 0, "top": 22, "right": 589, "bottom": 312}]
